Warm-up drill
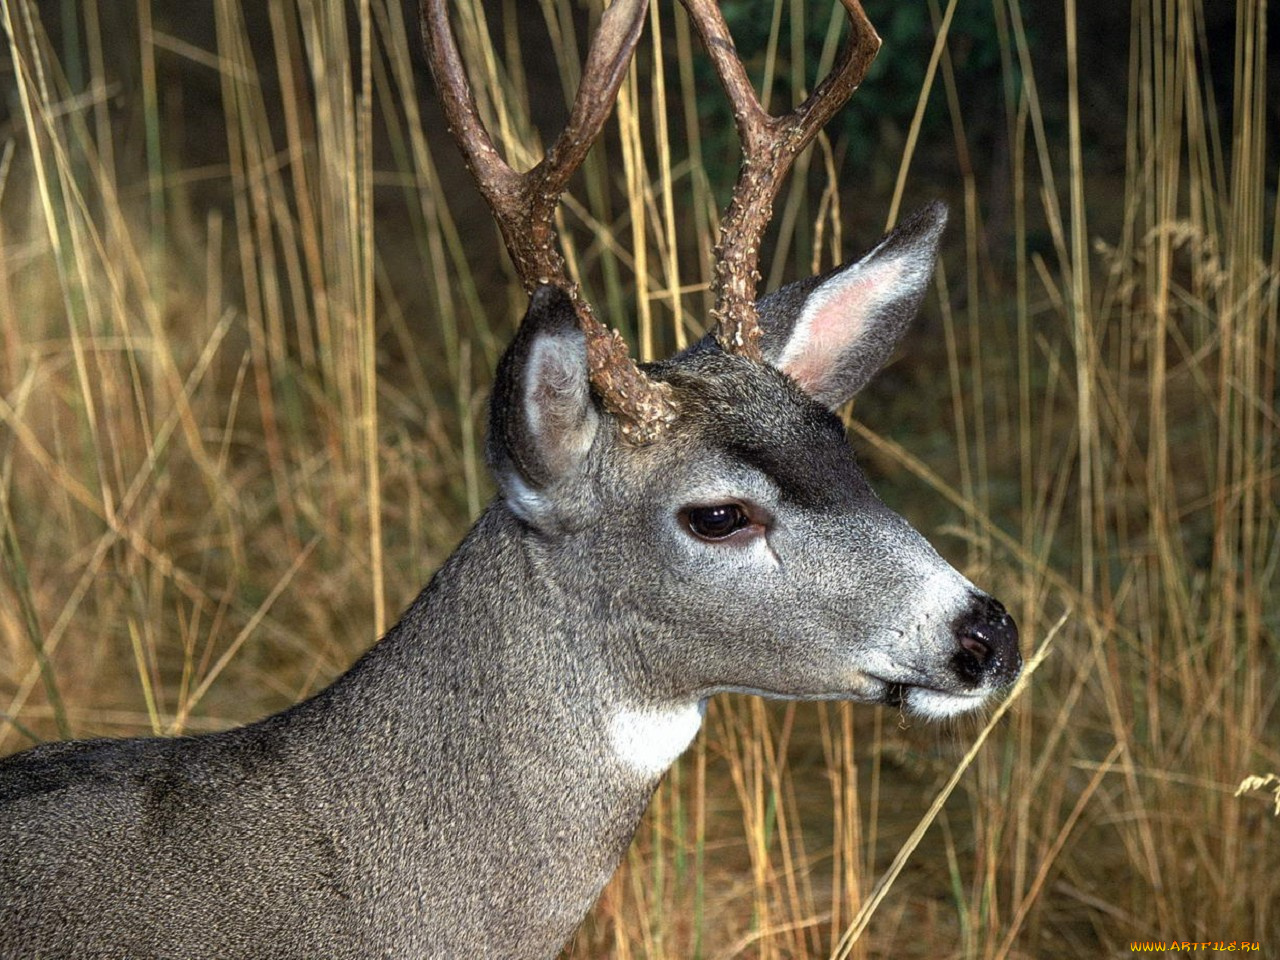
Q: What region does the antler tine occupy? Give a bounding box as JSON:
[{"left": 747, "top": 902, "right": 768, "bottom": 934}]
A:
[
  {"left": 421, "top": 0, "right": 676, "bottom": 444},
  {"left": 538, "top": 1, "right": 648, "bottom": 200},
  {"left": 679, "top": 0, "right": 881, "bottom": 361}
]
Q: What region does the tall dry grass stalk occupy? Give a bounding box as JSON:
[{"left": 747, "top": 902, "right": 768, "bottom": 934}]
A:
[{"left": 0, "top": 0, "right": 1274, "bottom": 956}]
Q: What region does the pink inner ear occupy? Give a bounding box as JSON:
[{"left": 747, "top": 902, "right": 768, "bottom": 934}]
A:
[{"left": 782, "top": 261, "right": 902, "bottom": 395}]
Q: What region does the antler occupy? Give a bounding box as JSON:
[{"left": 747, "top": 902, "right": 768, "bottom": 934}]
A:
[
  {"left": 421, "top": 0, "right": 677, "bottom": 444},
  {"left": 679, "top": 0, "right": 881, "bottom": 360}
]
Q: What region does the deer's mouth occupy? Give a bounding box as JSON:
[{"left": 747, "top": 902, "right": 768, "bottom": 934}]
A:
[{"left": 881, "top": 680, "right": 990, "bottom": 720}]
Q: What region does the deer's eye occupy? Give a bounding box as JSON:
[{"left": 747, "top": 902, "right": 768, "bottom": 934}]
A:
[{"left": 684, "top": 504, "right": 750, "bottom": 541}]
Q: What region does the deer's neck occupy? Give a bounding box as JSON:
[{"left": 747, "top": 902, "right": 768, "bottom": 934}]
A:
[{"left": 287, "top": 503, "right": 699, "bottom": 956}]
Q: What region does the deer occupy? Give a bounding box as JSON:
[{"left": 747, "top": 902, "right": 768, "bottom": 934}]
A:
[{"left": 0, "top": 1, "right": 1020, "bottom": 957}]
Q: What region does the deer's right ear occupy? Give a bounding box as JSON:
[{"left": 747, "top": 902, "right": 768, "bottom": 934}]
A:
[
  {"left": 487, "top": 285, "right": 599, "bottom": 524},
  {"left": 756, "top": 201, "right": 947, "bottom": 409}
]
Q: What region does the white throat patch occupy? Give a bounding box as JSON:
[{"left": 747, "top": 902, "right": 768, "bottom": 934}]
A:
[{"left": 607, "top": 703, "right": 704, "bottom": 778}]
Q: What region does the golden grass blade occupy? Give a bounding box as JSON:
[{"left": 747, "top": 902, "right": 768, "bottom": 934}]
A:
[
  {"left": 829, "top": 612, "right": 1067, "bottom": 959},
  {"left": 176, "top": 536, "right": 320, "bottom": 729}
]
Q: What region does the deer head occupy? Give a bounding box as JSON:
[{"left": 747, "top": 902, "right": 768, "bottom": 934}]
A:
[{"left": 421, "top": 0, "right": 1020, "bottom": 721}]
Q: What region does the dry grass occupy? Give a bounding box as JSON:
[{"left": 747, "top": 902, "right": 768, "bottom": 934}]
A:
[{"left": 1, "top": 0, "right": 1275, "bottom": 956}]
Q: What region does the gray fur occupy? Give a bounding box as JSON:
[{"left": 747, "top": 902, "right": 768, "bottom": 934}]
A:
[{"left": 0, "top": 201, "right": 1019, "bottom": 959}]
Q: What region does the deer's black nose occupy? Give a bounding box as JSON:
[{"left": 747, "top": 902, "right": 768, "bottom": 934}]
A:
[{"left": 951, "top": 595, "right": 1021, "bottom": 687}]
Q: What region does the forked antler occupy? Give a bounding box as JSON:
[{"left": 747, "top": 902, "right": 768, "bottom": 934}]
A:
[
  {"left": 421, "top": 0, "right": 879, "bottom": 440},
  {"left": 679, "top": 0, "right": 881, "bottom": 360},
  {"left": 421, "top": 0, "right": 677, "bottom": 443}
]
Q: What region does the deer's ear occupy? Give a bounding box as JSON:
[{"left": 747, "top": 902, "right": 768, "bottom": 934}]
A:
[
  {"left": 757, "top": 201, "right": 947, "bottom": 409},
  {"left": 487, "top": 285, "right": 599, "bottom": 523}
]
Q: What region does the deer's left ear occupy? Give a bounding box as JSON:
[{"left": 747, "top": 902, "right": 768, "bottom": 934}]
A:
[{"left": 757, "top": 201, "right": 947, "bottom": 409}]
